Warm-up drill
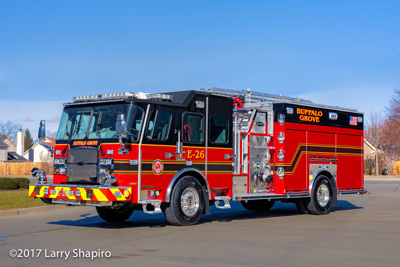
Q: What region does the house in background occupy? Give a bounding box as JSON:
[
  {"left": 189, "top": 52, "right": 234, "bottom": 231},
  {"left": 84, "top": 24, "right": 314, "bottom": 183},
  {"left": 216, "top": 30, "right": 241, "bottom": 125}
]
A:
[
  {"left": 0, "top": 135, "right": 16, "bottom": 153},
  {"left": 0, "top": 133, "right": 27, "bottom": 163},
  {"left": 364, "top": 139, "right": 377, "bottom": 160},
  {"left": 24, "top": 138, "right": 55, "bottom": 162},
  {"left": 0, "top": 140, "right": 8, "bottom": 162}
]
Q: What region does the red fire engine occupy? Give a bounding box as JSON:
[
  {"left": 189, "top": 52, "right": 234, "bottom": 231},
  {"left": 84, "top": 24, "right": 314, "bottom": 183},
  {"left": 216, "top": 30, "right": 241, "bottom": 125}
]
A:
[{"left": 29, "top": 88, "right": 367, "bottom": 226}]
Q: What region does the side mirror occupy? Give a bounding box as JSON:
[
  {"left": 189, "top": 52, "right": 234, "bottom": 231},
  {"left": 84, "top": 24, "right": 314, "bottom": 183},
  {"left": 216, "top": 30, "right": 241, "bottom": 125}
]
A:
[
  {"left": 116, "top": 114, "right": 127, "bottom": 152},
  {"left": 38, "top": 120, "right": 46, "bottom": 141},
  {"left": 116, "top": 114, "right": 127, "bottom": 139}
]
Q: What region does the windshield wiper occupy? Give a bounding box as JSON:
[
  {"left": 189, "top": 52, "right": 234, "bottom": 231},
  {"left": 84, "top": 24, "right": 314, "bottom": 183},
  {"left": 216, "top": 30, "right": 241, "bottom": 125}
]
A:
[
  {"left": 75, "top": 116, "right": 83, "bottom": 137},
  {"left": 96, "top": 111, "right": 103, "bottom": 136}
]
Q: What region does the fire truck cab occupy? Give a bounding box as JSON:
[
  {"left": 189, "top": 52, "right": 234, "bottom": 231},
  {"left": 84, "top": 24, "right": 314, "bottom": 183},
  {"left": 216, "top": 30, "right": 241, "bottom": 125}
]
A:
[{"left": 29, "top": 88, "right": 367, "bottom": 226}]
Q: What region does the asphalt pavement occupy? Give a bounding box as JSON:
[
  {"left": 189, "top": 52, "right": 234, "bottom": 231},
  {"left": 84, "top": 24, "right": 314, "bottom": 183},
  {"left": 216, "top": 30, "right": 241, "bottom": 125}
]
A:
[{"left": 1, "top": 179, "right": 399, "bottom": 267}]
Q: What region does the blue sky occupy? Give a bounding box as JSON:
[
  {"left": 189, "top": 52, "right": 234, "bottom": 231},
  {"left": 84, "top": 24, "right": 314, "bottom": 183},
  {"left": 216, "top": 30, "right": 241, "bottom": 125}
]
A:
[{"left": 0, "top": 0, "right": 399, "bottom": 137}]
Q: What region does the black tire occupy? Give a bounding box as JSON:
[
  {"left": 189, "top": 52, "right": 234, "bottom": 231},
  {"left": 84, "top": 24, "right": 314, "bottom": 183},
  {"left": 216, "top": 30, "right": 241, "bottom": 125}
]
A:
[
  {"left": 164, "top": 176, "right": 204, "bottom": 226},
  {"left": 96, "top": 205, "right": 134, "bottom": 222},
  {"left": 40, "top": 198, "right": 53, "bottom": 204},
  {"left": 295, "top": 198, "right": 310, "bottom": 214},
  {"left": 241, "top": 199, "right": 275, "bottom": 211},
  {"left": 307, "top": 175, "right": 333, "bottom": 215}
]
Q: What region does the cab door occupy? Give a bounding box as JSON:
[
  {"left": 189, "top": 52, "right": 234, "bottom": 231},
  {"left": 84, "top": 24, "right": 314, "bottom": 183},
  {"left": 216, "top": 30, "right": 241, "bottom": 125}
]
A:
[{"left": 206, "top": 97, "right": 233, "bottom": 192}]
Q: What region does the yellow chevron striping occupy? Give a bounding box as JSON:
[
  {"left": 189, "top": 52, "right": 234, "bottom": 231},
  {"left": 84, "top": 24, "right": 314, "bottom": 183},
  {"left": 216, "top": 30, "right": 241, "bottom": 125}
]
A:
[
  {"left": 29, "top": 186, "right": 34, "bottom": 196},
  {"left": 93, "top": 189, "right": 108, "bottom": 202},
  {"left": 109, "top": 188, "right": 127, "bottom": 201}
]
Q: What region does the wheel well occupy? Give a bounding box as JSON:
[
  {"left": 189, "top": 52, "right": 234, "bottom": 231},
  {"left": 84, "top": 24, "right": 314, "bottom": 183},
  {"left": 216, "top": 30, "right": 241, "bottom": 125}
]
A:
[
  {"left": 314, "top": 171, "right": 338, "bottom": 205},
  {"left": 165, "top": 169, "right": 210, "bottom": 203}
]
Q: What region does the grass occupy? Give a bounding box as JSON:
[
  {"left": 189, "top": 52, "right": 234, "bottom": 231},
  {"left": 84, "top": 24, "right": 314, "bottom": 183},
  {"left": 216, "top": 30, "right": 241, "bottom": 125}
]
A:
[{"left": 0, "top": 189, "right": 47, "bottom": 210}]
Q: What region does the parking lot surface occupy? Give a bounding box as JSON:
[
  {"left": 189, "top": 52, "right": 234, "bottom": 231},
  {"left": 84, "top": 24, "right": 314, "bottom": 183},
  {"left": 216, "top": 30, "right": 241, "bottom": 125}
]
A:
[{"left": 1, "top": 179, "right": 399, "bottom": 266}]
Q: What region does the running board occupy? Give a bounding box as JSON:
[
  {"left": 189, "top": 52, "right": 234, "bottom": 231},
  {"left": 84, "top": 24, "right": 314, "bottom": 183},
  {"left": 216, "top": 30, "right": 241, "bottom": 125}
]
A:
[
  {"left": 52, "top": 199, "right": 113, "bottom": 207},
  {"left": 214, "top": 196, "right": 231, "bottom": 209},
  {"left": 139, "top": 200, "right": 162, "bottom": 214}
]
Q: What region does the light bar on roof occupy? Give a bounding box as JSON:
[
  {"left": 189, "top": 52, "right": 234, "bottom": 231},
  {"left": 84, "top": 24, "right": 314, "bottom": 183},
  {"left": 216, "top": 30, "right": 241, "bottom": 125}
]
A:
[{"left": 73, "top": 92, "right": 173, "bottom": 102}]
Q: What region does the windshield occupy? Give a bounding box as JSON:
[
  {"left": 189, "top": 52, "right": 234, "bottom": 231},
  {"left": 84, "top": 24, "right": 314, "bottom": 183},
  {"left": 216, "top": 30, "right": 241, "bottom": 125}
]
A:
[{"left": 56, "top": 104, "right": 144, "bottom": 142}]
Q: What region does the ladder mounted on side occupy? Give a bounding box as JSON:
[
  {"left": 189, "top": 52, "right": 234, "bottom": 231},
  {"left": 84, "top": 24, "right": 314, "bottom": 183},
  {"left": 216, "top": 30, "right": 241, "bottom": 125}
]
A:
[
  {"left": 200, "top": 87, "right": 358, "bottom": 113},
  {"left": 200, "top": 87, "right": 313, "bottom": 105}
]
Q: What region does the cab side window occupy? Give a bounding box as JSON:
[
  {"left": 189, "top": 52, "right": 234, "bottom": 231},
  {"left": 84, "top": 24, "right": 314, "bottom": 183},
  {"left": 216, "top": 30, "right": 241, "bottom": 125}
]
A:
[
  {"left": 183, "top": 113, "right": 204, "bottom": 143},
  {"left": 210, "top": 115, "right": 229, "bottom": 144},
  {"left": 146, "top": 110, "right": 172, "bottom": 141}
]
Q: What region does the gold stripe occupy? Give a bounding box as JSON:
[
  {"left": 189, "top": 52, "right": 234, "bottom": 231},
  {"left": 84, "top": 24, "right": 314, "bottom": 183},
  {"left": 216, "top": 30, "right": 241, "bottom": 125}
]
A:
[
  {"left": 277, "top": 150, "right": 363, "bottom": 175},
  {"left": 100, "top": 142, "right": 232, "bottom": 150},
  {"left": 276, "top": 143, "right": 363, "bottom": 167},
  {"left": 113, "top": 171, "right": 138, "bottom": 174},
  {"left": 307, "top": 143, "right": 363, "bottom": 149},
  {"left": 142, "top": 171, "right": 177, "bottom": 174}
]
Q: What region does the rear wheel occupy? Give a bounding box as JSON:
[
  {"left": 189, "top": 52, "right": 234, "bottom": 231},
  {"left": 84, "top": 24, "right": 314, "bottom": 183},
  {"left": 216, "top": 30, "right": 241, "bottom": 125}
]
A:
[
  {"left": 241, "top": 199, "right": 275, "bottom": 211},
  {"left": 307, "top": 175, "right": 333, "bottom": 215},
  {"left": 164, "top": 176, "right": 204, "bottom": 226},
  {"left": 96, "top": 205, "right": 134, "bottom": 222}
]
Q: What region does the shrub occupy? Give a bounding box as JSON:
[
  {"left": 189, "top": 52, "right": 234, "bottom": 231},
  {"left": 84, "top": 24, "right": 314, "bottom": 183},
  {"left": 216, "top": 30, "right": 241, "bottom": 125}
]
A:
[
  {"left": 13, "top": 178, "right": 30, "bottom": 189},
  {"left": 0, "top": 178, "right": 19, "bottom": 190}
]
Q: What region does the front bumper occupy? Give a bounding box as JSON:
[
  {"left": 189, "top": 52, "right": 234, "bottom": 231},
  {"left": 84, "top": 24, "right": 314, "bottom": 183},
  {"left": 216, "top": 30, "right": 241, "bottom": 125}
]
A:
[{"left": 29, "top": 183, "right": 132, "bottom": 206}]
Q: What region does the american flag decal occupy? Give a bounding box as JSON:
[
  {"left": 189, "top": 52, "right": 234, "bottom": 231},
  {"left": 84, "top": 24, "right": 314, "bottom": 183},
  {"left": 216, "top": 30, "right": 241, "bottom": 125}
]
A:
[{"left": 350, "top": 116, "right": 357, "bottom": 126}]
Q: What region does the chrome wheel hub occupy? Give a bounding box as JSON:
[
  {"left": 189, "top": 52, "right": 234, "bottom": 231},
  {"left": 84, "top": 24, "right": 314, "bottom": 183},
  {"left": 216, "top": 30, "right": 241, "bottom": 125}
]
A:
[
  {"left": 181, "top": 187, "right": 199, "bottom": 217},
  {"left": 317, "top": 183, "right": 330, "bottom": 207}
]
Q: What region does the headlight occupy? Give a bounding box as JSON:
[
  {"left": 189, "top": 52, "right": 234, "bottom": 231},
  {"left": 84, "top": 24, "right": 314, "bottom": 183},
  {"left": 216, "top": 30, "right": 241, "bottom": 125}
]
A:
[
  {"left": 99, "top": 158, "right": 113, "bottom": 165},
  {"left": 98, "top": 172, "right": 117, "bottom": 187}
]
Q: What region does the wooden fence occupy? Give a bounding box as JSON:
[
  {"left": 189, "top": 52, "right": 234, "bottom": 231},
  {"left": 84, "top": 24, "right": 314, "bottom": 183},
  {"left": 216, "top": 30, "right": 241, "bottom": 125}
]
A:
[{"left": 0, "top": 162, "right": 53, "bottom": 176}]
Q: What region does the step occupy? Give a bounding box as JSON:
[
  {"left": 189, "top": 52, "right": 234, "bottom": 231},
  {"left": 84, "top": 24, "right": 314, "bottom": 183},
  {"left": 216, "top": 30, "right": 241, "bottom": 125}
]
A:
[
  {"left": 139, "top": 200, "right": 162, "bottom": 214},
  {"left": 214, "top": 196, "right": 231, "bottom": 209}
]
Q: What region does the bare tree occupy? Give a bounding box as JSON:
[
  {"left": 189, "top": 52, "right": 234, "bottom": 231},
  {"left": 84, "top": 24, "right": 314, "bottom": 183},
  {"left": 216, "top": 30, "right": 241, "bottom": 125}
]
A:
[
  {"left": 364, "top": 88, "right": 400, "bottom": 175},
  {"left": 387, "top": 88, "right": 400, "bottom": 122},
  {"left": 364, "top": 157, "right": 375, "bottom": 175},
  {"left": 364, "top": 111, "right": 393, "bottom": 175},
  {"left": 364, "top": 111, "right": 385, "bottom": 149},
  {"left": 384, "top": 87, "right": 400, "bottom": 160},
  {"left": 24, "top": 128, "right": 33, "bottom": 151},
  {"left": 0, "top": 120, "right": 23, "bottom": 143}
]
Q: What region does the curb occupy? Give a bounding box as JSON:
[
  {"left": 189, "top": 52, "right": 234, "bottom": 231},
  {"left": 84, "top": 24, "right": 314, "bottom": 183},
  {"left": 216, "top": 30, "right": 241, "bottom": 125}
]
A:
[
  {"left": 0, "top": 205, "right": 74, "bottom": 218},
  {"left": 365, "top": 176, "right": 399, "bottom": 180}
]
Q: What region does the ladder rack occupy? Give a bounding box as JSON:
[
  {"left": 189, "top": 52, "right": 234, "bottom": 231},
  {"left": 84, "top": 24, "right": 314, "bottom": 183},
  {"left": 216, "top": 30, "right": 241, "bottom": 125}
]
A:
[
  {"left": 200, "top": 87, "right": 312, "bottom": 104},
  {"left": 200, "top": 87, "right": 359, "bottom": 113}
]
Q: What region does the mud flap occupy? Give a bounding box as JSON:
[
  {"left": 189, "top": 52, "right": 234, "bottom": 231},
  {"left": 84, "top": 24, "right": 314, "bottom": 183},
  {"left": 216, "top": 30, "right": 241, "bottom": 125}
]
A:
[{"left": 202, "top": 187, "right": 210, "bottom": 215}]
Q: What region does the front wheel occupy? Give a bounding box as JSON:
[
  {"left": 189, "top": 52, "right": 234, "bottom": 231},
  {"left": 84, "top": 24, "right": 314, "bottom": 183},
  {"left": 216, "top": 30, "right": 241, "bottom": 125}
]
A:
[
  {"left": 96, "top": 205, "right": 134, "bottom": 222},
  {"left": 40, "top": 198, "right": 53, "bottom": 205},
  {"left": 307, "top": 175, "right": 333, "bottom": 215},
  {"left": 295, "top": 198, "right": 310, "bottom": 214},
  {"left": 163, "top": 176, "right": 204, "bottom": 226}
]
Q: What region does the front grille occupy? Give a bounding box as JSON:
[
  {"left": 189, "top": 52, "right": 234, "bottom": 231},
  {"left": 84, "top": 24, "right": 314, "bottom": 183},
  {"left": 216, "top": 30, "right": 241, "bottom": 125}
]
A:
[{"left": 67, "top": 147, "right": 98, "bottom": 182}]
